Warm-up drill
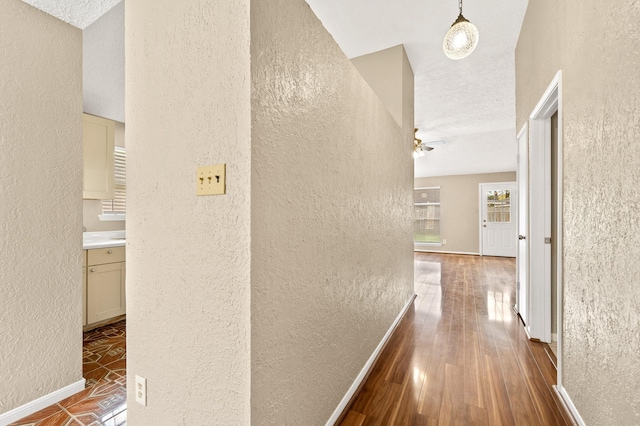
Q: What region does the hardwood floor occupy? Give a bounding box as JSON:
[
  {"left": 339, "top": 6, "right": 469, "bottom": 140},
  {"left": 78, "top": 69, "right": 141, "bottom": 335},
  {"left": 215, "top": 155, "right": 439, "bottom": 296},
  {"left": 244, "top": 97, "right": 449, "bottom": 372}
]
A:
[{"left": 339, "top": 253, "right": 572, "bottom": 426}]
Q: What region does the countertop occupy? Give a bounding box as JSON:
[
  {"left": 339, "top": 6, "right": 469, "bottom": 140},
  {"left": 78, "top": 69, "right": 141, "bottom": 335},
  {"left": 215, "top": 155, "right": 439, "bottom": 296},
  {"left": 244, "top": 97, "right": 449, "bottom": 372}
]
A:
[{"left": 83, "top": 231, "right": 126, "bottom": 250}]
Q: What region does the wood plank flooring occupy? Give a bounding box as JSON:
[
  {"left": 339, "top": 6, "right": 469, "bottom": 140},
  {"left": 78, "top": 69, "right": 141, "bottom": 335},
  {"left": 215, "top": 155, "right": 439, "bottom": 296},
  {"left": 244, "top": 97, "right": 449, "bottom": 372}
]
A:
[{"left": 339, "top": 253, "right": 571, "bottom": 426}]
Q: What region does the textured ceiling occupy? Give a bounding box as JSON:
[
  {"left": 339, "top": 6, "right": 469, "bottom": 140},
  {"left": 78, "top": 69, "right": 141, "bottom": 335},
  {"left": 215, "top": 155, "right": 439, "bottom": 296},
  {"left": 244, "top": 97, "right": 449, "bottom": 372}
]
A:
[
  {"left": 21, "top": 0, "right": 121, "bottom": 29},
  {"left": 22, "top": 0, "right": 528, "bottom": 177},
  {"left": 305, "top": 0, "right": 529, "bottom": 177}
]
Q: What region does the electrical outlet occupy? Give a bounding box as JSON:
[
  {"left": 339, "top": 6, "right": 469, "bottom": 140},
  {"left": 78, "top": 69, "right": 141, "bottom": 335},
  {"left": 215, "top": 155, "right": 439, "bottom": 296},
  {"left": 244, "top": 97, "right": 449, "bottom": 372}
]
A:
[
  {"left": 196, "top": 164, "right": 226, "bottom": 196},
  {"left": 442, "top": 239, "right": 447, "bottom": 245},
  {"left": 135, "top": 375, "right": 147, "bottom": 406}
]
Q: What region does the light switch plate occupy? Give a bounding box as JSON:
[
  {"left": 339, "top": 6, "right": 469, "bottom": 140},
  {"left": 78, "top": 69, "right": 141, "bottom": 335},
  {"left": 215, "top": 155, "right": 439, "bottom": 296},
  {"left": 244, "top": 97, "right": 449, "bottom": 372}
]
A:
[{"left": 196, "top": 164, "right": 226, "bottom": 196}]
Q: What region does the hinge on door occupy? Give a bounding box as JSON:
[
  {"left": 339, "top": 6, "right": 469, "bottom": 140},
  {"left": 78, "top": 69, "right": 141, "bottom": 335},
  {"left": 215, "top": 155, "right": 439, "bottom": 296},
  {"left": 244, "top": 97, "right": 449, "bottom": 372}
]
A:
[{"left": 545, "top": 237, "right": 552, "bottom": 244}]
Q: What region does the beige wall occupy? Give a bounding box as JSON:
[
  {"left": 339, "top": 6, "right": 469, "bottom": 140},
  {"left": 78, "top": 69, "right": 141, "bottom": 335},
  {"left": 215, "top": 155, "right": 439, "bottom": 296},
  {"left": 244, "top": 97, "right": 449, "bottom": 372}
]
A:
[
  {"left": 250, "top": 0, "right": 414, "bottom": 423},
  {"left": 0, "top": 0, "right": 83, "bottom": 414},
  {"left": 414, "top": 172, "right": 516, "bottom": 254},
  {"left": 517, "top": 1, "right": 640, "bottom": 423},
  {"left": 351, "top": 45, "right": 414, "bottom": 140},
  {"left": 125, "top": 0, "right": 251, "bottom": 423},
  {"left": 83, "top": 121, "right": 125, "bottom": 232}
]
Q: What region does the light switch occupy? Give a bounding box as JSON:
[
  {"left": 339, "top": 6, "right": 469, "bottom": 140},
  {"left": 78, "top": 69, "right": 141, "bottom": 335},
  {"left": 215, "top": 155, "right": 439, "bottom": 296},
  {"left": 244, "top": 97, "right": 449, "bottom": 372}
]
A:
[{"left": 196, "top": 164, "right": 226, "bottom": 196}]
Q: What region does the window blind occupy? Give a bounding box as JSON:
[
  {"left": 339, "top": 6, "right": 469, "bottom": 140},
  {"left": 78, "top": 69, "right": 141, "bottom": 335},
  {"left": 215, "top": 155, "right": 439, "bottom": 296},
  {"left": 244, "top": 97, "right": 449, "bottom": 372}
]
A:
[{"left": 102, "top": 146, "right": 126, "bottom": 213}]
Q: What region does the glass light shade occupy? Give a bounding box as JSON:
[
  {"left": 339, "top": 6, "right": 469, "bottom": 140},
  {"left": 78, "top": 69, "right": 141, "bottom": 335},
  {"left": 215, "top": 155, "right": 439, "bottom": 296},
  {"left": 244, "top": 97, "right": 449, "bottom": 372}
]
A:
[{"left": 443, "top": 15, "right": 479, "bottom": 60}]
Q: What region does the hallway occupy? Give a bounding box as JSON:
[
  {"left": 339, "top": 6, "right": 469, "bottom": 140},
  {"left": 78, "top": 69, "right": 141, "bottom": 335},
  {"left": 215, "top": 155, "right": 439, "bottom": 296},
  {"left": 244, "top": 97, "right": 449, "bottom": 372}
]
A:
[
  {"left": 340, "top": 253, "right": 572, "bottom": 425},
  {"left": 8, "top": 254, "right": 573, "bottom": 425}
]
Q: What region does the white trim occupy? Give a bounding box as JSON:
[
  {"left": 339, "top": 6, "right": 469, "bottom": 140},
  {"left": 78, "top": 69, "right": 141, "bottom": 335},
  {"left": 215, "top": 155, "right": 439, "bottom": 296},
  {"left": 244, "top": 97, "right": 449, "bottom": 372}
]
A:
[
  {"left": 524, "top": 324, "right": 532, "bottom": 340},
  {"left": 0, "top": 379, "right": 85, "bottom": 426},
  {"left": 99, "top": 213, "right": 126, "bottom": 221},
  {"left": 414, "top": 249, "right": 480, "bottom": 256},
  {"left": 515, "top": 123, "right": 529, "bottom": 326},
  {"left": 554, "top": 71, "right": 565, "bottom": 391},
  {"left": 554, "top": 385, "right": 586, "bottom": 426},
  {"left": 531, "top": 71, "right": 561, "bottom": 120},
  {"left": 528, "top": 70, "right": 561, "bottom": 344},
  {"left": 325, "top": 294, "right": 416, "bottom": 426},
  {"left": 414, "top": 242, "right": 443, "bottom": 248}
]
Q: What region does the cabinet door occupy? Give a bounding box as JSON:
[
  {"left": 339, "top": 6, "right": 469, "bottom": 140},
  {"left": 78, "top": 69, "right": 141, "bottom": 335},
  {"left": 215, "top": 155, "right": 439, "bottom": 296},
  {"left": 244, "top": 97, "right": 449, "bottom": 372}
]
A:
[
  {"left": 83, "top": 113, "right": 115, "bottom": 199},
  {"left": 87, "top": 262, "right": 125, "bottom": 324},
  {"left": 83, "top": 250, "right": 87, "bottom": 326},
  {"left": 83, "top": 266, "right": 87, "bottom": 326}
]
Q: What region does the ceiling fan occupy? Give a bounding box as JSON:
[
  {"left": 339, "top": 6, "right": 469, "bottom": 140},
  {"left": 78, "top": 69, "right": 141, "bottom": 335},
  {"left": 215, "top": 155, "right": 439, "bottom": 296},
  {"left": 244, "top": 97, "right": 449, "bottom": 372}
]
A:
[{"left": 413, "top": 128, "right": 445, "bottom": 158}]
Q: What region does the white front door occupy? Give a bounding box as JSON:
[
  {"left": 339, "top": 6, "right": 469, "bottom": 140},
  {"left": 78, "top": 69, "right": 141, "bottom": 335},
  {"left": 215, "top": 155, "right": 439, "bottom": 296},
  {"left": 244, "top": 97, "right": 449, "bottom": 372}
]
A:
[
  {"left": 516, "top": 125, "right": 529, "bottom": 325},
  {"left": 480, "top": 182, "right": 517, "bottom": 257}
]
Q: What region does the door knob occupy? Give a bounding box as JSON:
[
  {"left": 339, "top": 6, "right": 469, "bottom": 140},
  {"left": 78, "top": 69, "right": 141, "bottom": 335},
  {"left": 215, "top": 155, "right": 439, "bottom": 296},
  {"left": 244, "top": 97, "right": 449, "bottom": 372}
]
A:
[{"left": 518, "top": 235, "right": 526, "bottom": 240}]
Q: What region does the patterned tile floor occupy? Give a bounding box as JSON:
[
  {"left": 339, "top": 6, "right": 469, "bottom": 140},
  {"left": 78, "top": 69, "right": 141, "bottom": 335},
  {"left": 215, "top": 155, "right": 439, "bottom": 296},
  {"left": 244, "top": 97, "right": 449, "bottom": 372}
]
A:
[{"left": 11, "top": 320, "right": 127, "bottom": 426}]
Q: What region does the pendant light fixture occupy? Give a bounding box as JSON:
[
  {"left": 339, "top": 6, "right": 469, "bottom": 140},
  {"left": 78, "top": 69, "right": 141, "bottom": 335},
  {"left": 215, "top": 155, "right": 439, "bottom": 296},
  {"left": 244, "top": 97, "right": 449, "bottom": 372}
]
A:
[{"left": 443, "top": 0, "right": 479, "bottom": 60}]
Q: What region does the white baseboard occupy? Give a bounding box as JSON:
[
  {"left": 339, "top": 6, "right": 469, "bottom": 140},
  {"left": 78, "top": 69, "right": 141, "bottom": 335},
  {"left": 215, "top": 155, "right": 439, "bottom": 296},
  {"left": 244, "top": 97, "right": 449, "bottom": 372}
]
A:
[
  {"left": 325, "top": 293, "right": 417, "bottom": 425},
  {"left": 554, "top": 385, "right": 586, "bottom": 426},
  {"left": 0, "top": 379, "right": 85, "bottom": 426},
  {"left": 414, "top": 249, "right": 480, "bottom": 256}
]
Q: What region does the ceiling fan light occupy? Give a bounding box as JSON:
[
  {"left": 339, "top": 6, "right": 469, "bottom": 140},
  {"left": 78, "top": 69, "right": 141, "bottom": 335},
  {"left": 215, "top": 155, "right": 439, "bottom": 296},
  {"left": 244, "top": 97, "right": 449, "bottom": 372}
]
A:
[{"left": 443, "top": 14, "right": 479, "bottom": 60}]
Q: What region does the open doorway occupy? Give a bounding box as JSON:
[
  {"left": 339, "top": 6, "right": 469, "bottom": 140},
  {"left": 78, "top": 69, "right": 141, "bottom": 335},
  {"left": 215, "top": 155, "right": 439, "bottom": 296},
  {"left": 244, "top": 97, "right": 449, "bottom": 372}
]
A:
[
  {"left": 515, "top": 124, "right": 529, "bottom": 326},
  {"left": 518, "top": 70, "right": 563, "bottom": 382}
]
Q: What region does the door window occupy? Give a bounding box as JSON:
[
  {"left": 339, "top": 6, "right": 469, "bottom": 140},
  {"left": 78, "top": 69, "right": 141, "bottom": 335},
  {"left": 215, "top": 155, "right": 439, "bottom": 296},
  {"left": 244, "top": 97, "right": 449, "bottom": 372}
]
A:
[{"left": 486, "top": 190, "right": 511, "bottom": 223}]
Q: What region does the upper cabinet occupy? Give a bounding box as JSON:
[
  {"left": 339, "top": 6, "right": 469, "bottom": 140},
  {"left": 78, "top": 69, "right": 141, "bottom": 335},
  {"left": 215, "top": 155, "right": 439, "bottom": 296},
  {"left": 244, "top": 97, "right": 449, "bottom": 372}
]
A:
[{"left": 83, "top": 113, "right": 115, "bottom": 200}]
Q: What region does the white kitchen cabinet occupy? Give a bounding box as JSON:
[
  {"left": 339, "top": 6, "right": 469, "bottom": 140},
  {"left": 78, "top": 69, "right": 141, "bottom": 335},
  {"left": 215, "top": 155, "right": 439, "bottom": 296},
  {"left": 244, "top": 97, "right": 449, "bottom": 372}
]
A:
[
  {"left": 86, "top": 246, "right": 125, "bottom": 324},
  {"left": 83, "top": 113, "right": 115, "bottom": 200},
  {"left": 83, "top": 250, "right": 87, "bottom": 326}
]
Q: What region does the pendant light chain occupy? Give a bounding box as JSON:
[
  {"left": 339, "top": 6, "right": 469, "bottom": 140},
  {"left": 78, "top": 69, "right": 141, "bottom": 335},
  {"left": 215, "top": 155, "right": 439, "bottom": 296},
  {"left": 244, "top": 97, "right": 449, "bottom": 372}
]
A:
[{"left": 458, "top": 0, "right": 463, "bottom": 15}]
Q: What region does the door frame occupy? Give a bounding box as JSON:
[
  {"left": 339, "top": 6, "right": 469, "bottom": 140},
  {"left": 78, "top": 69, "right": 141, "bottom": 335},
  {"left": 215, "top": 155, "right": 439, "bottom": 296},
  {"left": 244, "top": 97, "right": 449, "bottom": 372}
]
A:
[
  {"left": 478, "top": 182, "right": 517, "bottom": 257},
  {"left": 515, "top": 123, "right": 529, "bottom": 326},
  {"left": 528, "top": 70, "right": 564, "bottom": 385}
]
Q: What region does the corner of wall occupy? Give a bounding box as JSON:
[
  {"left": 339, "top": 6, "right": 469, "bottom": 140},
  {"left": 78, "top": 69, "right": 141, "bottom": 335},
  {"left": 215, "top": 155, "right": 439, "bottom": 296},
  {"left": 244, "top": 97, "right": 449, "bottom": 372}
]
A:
[
  {"left": 250, "top": 0, "right": 414, "bottom": 423},
  {"left": 0, "top": 0, "right": 83, "bottom": 414}
]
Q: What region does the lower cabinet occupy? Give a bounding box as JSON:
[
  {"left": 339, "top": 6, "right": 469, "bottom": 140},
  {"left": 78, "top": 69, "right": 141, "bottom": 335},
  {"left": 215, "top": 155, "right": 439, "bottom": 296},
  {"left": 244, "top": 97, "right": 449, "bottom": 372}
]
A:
[
  {"left": 86, "top": 247, "right": 126, "bottom": 325},
  {"left": 82, "top": 262, "right": 87, "bottom": 326}
]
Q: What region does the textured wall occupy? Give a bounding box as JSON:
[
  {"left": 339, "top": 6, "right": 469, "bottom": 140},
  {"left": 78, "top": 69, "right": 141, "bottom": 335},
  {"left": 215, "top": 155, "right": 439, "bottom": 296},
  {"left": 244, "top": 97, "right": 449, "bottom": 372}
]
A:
[
  {"left": 83, "top": 1, "right": 124, "bottom": 122},
  {"left": 517, "top": 1, "right": 640, "bottom": 423},
  {"left": 414, "top": 172, "right": 516, "bottom": 255},
  {"left": 401, "top": 47, "right": 414, "bottom": 147},
  {"left": 251, "top": 0, "right": 415, "bottom": 423},
  {"left": 0, "top": 0, "right": 83, "bottom": 413},
  {"left": 125, "top": 0, "right": 251, "bottom": 424},
  {"left": 351, "top": 45, "right": 406, "bottom": 128},
  {"left": 351, "top": 45, "right": 415, "bottom": 150}
]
